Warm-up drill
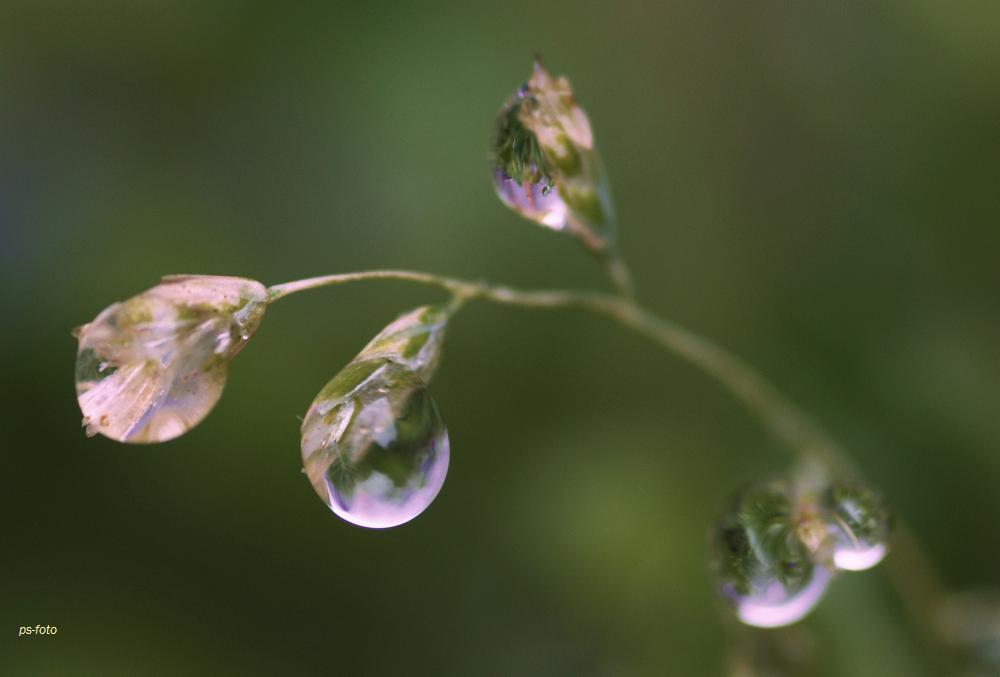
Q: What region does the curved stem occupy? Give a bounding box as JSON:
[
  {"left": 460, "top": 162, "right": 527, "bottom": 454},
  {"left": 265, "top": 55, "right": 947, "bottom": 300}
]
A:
[
  {"left": 604, "top": 253, "right": 636, "bottom": 300},
  {"left": 269, "top": 270, "right": 839, "bottom": 468},
  {"left": 595, "top": 301, "right": 846, "bottom": 471},
  {"left": 267, "top": 270, "right": 477, "bottom": 302},
  {"left": 884, "top": 521, "right": 957, "bottom": 665},
  {"left": 266, "top": 268, "right": 948, "bottom": 644}
]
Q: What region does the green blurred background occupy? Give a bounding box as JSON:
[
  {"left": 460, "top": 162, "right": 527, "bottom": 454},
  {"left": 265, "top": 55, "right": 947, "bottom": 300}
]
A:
[{"left": 3, "top": 1, "right": 999, "bottom": 675}]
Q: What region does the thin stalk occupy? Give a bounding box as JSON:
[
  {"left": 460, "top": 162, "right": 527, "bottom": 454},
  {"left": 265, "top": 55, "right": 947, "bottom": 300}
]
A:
[
  {"left": 269, "top": 269, "right": 839, "bottom": 468},
  {"left": 604, "top": 253, "right": 636, "bottom": 300},
  {"left": 884, "top": 521, "right": 958, "bottom": 666},
  {"left": 266, "top": 268, "right": 947, "bottom": 644}
]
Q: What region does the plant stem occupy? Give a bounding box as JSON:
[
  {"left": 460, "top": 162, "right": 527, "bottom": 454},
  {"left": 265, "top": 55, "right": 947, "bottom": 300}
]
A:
[
  {"left": 604, "top": 253, "right": 636, "bottom": 300},
  {"left": 884, "top": 521, "right": 958, "bottom": 666},
  {"left": 267, "top": 268, "right": 947, "bottom": 643},
  {"left": 269, "top": 269, "right": 839, "bottom": 468}
]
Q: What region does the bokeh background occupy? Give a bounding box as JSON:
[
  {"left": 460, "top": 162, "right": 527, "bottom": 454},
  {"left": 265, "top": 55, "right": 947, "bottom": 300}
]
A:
[{"left": 3, "top": 2, "right": 999, "bottom": 675}]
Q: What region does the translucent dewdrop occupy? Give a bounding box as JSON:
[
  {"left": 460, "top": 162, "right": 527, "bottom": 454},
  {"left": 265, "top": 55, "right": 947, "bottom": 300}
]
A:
[
  {"left": 490, "top": 77, "right": 570, "bottom": 231},
  {"left": 301, "top": 359, "right": 450, "bottom": 529},
  {"left": 492, "top": 166, "right": 570, "bottom": 231},
  {"left": 712, "top": 483, "right": 831, "bottom": 628},
  {"left": 734, "top": 566, "right": 832, "bottom": 629},
  {"left": 821, "top": 482, "right": 891, "bottom": 572},
  {"left": 73, "top": 275, "right": 268, "bottom": 443},
  {"left": 490, "top": 59, "right": 615, "bottom": 255}
]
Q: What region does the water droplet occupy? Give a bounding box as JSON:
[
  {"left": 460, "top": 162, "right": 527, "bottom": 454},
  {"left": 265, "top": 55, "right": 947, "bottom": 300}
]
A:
[
  {"left": 821, "top": 482, "right": 891, "bottom": 571},
  {"left": 489, "top": 59, "right": 616, "bottom": 253},
  {"left": 712, "top": 483, "right": 831, "bottom": 628},
  {"left": 491, "top": 169, "right": 569, "bottom": 231},
  {"left": 733, "top": 566, "right": 832, "bottom": 629},
  {"left": 301, "top": 360, "right": 449, "bottom": 529},
  {"left": 73, "top": 275, "right": 267, "bottom": 443}
]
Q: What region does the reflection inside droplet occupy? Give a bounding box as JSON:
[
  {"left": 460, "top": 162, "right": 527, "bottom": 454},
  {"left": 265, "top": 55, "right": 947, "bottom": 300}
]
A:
[
  {"left": 832, "top": 542, "right": 888, "bottom": 571},
  {"left": 492, "top": 170, "right": 569, "bottom": 231},
  {"left": 712, "top": 482, "right": 831, "bottom": 628},
  {"left": 732, "top": 566, "right": 831, "bottom": 629},
  {"left": 822, "top": 482, "right": 891, "bottom": 572},
  {"left": 301, "top": 361, "right": 450, "bottom": 529},
  {"left": 74, "top": 276, "right": 267, "bottom": 443}
]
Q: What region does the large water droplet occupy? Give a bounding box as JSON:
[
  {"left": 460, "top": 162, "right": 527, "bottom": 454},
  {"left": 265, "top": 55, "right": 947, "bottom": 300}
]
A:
[
  {"left": 301, "top": 360, "right": 449, "bottom": 529},
  {"left": 712, "top": 483, "right": 831, "bottom": 628},
  {"left": 821, "top": 482, "right": 891, "bottom": 571}
]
